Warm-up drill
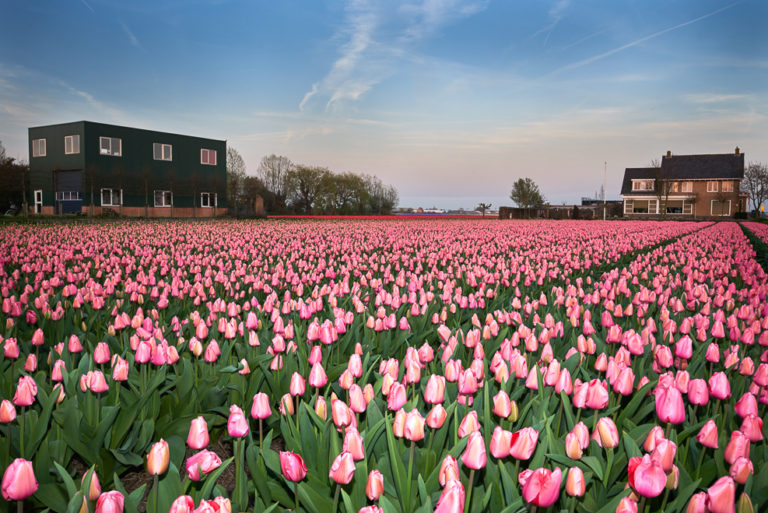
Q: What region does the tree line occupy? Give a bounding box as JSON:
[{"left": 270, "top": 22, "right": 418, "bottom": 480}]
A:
[
  {"left": 0, "top": 141, "right": 30, "bottom": 213},
  {"left": 227, "top": 150, "right": 399, "bottom": 216}
]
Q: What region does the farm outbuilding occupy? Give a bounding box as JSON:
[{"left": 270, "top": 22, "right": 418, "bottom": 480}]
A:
[{"left": 28, "top": 121, "right": 227, "bottom": 217}]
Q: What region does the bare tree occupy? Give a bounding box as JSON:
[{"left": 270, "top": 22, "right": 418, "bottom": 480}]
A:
[
  {"left": 257, "top": 154, "right": 293, "bottom": 211},
  {"left": 227, "top": 147, "right": 247, "bottom": 215},
  {"left": 742, "top": 162, "right": 768, "bottom": 214}
]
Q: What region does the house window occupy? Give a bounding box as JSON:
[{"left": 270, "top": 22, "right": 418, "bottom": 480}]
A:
[
  {"left": 32, "top": 138, "right": 46, "bottom": 157},
  {"left": 201, "top": 149, "right": 217, "bottom": 165},
  {"left": 722, "top": 181, "right": 734, "bottom": 192},
  {"left": 665, "top": 200, "right": 684, "bottom": 214},
  {"left": 632, "top": 179, "right": 654, "bottom": 191},
  {"left": 683, "top": 202, "right": 693, "bottom": 215},
  {"left": 711, "top": 200, "right": 731, "bottom": 216},
  {"left": 624, "top": 200, "right": 633, "bottom": 214},
  {"left": 65, "top": 135, "right": 80, "bottom": 155},
  {"left": 101, "top": 188, "right": 122, "bottom": 206},
  {"left": 681, "top": 182, "right": 692, "bottom": 193},
  {"left": 154, "top": 190, "right": 172, "bottom": 207},
  {"left": 153, "top": 143, "right": 172, "bottom": 161},
  {"left": 706, "top": 181, "right": 718, "bottom": 193},
  {"left": 669, "top": 182, "right": 679, "bottom": 193},
  {"left": 100, "top": 137, "right": 122, "bottom": 156},
  {"left": 55, "top": 191, "right": 81, "bottom": 201},
  {"left": 201, "top": 192, "right": 217, "bottom": 208}
]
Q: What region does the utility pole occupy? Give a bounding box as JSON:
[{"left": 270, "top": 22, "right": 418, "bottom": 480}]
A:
[{"left": 603, "top": 161, "right": 607, "bottom": 221}]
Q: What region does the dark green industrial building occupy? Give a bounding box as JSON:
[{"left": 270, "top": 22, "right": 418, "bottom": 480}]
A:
[{"left": 28, "top": 121, "right": 227, "bottom": 217}]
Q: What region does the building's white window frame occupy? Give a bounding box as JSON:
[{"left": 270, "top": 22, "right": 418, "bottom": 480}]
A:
[
  {"left": 632, "top": 179, "right": 654, "bottom": 191},
  {"left": 683, "top": 202, "right": 693, "bottom": 215},
  {"left": 648, "top": 199, "right": 658, "bottom": 214},
  {"left": 706, "top": 181, "right": 718, "bottom": 193},
  {"left": 153, "top": 143, "right": 173, "bottom": 161},
  {"left": 681, "top": 181, "right": 693, "bottom": 193},
  {"left": 64, "top": 135, "right": 80, "bottom": 155},
  {"left": 624, "top": 199, "right": 634, "bottom": 214},
  {"left": 154, "top": 190, "right": 173, "bottom": 207},
  {"left": 722, "top": 181, "right": 734, "bottom": 192},
  {"left": 711, "top": 199, "right": 731, "bottom": 216},
  {"left": 100, "top": 137, "right": 122, "bottom": 156},
  {"left": 101, "top": 188, "right": 122, "bottom": 207},
  {"left": 201, "top": 149, "right": 217, "bottom": 166},
  {"left": 200, "top": 192, "right": 218, "bottom": 208},
  {"left": 55, "top": 191, "right": 82, "bottom": 201},
  {"left": 32, "top": 138, "right": 46, "bottom": 157}
]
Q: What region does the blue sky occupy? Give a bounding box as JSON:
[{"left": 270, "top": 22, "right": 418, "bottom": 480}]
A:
[{"left": 1, "top": 0, "right": 766, "bottom": 209}]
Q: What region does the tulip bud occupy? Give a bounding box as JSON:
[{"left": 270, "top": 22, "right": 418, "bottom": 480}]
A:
[
  {"left": 82, "top": 470, "right": 101, "bottom": 500},
  {"left": 366, "top": 470, "right": 384, "bottom": 501},
  {"left": 146, "top": 439, "right": 170, "bottom": 475},
  {"left": 329, "top": 451, "right": 356, "bottom": 484},
  {"left": 187, "top": 416, "right": 209, "bottom": 449},
  {"left": 737, "top": 493, "right": 754, "bottom": 513},
  {"left": 95, "top": 491, "right": 124, "bottom": 513},
  {"left": 508, "top": 400, "right": 519, "bottom": 422},
  {"left": 566, "top": 467, "right": 585, "bottom": 497}
]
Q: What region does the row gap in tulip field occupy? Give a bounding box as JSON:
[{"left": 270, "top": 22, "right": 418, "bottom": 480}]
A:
[{"left": 0, "top": 219, "right": 766, "bottom": 513}]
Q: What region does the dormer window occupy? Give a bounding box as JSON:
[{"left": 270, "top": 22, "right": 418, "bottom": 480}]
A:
[{"left": 632, "top": 179, "right": 654, "bottom": 191}]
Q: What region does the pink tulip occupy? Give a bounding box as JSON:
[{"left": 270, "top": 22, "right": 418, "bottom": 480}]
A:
[
  {"left": 521, "top": 467, "right": 562, "bottom": 507},
  {"left": 706, "top": 476, "right": 735, "bottom": 513},
  {"left": 185, "top": 450, "right": 222, "bottom": 481},
  {"left": 687, "top": 379, "right": 709, "bottom": 406},
  {"left": 366, "top": 469, "right": 384, "bottom": 501},
  {"left": 509, "top": 427, "right": 539, "bottom": 460},
  {"left": 628, "top": 455, "right": 666, "bottom": 498},
  {"left": 187, "top": 416, "right": 209, "bottom": 449},
  {"left": 709, "top": 372, "right": 731, "bottom": 400},
  {"left": 434, "top": 478, "right": 464, "bottom": 513},
  {"left": 696, "top": 419, "right": 719, "bottom": 449},
  {"left": 168, "top": 495, "right": 195, "bottom": 513},
  {"left": 13, "top": 376, "right": 37, "bottom": 407},
  {"left": 308, "top": 362, "right": 328, "bottom": 388},
  {"left": 565, "top": 467, "right": 585, "bottom": 497},
  {"left": 95, "top": 491, "right": 124, "bottom": 513},
  {"left": 227, "top": 405, "right": 249, "bottom": 437},
  {"left": 655, "top": 384, "right": 685, "bottom": 424},
  {"left": 461, "top": 432, "right": 487, "bottom": 470},
  {"left": 2, "top": 458, "right": 38, "bottom": 500},
  {"left": 724, "top": 430, "right": 750, "bottom": 464},
  {"left": 251, "top": 393, "right": 272, "bottom": 419},
  {"left": 0, "top": 400, "right": 17, "bottom": 423},
  {"left": 279, "top": 451, "right": 307, "bottom": 482},
  {"left": 489, "top": 426, "right": 512, "bottom": 459},
  {"left": 686, "top": 492, "right": 708, "bottom": 513},
  {"left": 329, "top": 451, "right": 356, "bottom": 484}
]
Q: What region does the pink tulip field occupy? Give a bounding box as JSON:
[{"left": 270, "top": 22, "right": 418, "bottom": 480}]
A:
[{"left": 1, "top": 219, "right": 767, "bottom": 513}]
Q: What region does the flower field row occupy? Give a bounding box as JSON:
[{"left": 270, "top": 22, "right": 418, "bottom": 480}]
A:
[{"left": 0, "top": 219, "right": 765, "bottom": 513}]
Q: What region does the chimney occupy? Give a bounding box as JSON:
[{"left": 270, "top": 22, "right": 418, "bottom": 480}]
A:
[
  {"left": 666, "top": 150, "right": 671, "bottom": 158},
  {"left": 735, "top": 146, "right": 740, "bottom": 155}
]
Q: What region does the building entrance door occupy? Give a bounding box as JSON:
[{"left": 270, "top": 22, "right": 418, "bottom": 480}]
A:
[{"left": 34, "top": 190, "right": 42, "bottom": 214}]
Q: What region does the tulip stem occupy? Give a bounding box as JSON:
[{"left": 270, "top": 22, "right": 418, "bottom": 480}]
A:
[
  {"left": 259, "top": 418, "right": 263, "bottom": 450},
  {"left": 17, "top": 500, "right": 22, "bottom": 513},
  {"left": 405, "top": 440, "right": 416, "bottom": 513},
  {"left": 659, "top": 487, "right": 670, "bottom": 512},
  {"left": 153, "top": 474, "right": 159, "bottom": 513},
  {"left": 568, "top": 496, "right": 576, "bottom": 513},
  {"left": 426, "top": 430, "right": 435, "bottom": 475},
  {"left": 603, "top": 447, "right": 613, "bottom": 487},
  {"left": 592, "top": 409, "right": 598, "bottom": 431},
  {"left": 294, "top": 481, "right": 299, "bottom": 513},
  {"left": 295, "top": 397, "right": 300, "bottom": 440},
  {"left": 464, "top": 468, "right": 475, "bottom": 513},
  {"left": 19, "top": 406, "right": 25, "bottom": 458},
  {"left": 331, "top": 483, "right": 340, "bottom": 513},
  {"left": 638, "top": 497, "right": 646, "bottom": 513},
  {"left": 115, "top": 382, "right": 121, "bottom": 407},
  {"left": 514, "top": 460, "right": 520, "bottom": 484},
  {"left": 555, "top": 401, "right": 563, "bottom": 437}
]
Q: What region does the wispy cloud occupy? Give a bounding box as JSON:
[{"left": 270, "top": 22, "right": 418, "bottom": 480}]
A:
[
  {"left": 80, "top": 0, "right": 95, "bottom": 13},
  {"left": 299, "top": 0, "right": 488, "bottom": 112},
  {"left": 120, "top": 22, "right": 141, "bottom": 49},
  {"left": 552, "top": 2, "right": 742, "bottom": 75},
  {"left": 684, "top": 93, "right": 751, "bottom": 104},
  {"left": 530, "top": 0, "right": 570, "bottom": 47}
]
